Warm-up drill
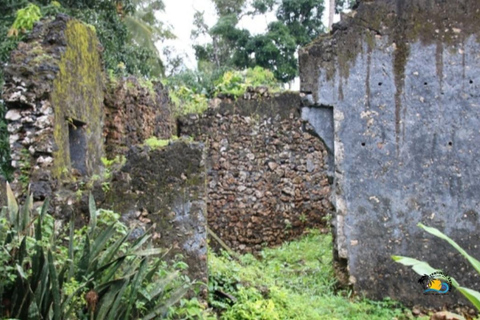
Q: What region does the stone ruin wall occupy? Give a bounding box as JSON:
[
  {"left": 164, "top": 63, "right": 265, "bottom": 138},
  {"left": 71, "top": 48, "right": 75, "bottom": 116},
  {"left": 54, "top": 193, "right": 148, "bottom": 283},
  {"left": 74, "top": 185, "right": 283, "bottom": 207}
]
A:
[
  {"left": 179, "top": 89, "right": 334, "bottom": 253},
  {"left": 1, "top": 15, "right": 206, "bottom": 285},
  {"left": 1, "top": 15, "right": 174, "bottom": 209},
  {"left": 2, "top": 14, "right": 105, "bottom": 204},
  {"left": 300, "top": 0, "right": 480, "bottom": 308},
  {"left": 104, "top": 76, "right": 173, "bottom": 158},
  {"left": 1, "top": 14, "right": 336, "bottom": 288}
]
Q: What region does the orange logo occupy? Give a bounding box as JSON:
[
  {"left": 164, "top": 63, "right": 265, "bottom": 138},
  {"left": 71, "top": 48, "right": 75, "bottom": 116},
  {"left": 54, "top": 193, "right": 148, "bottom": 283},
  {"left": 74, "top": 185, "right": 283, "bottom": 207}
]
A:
[{"left": 418, "top": 272, "right": 452, "bottom": 295}]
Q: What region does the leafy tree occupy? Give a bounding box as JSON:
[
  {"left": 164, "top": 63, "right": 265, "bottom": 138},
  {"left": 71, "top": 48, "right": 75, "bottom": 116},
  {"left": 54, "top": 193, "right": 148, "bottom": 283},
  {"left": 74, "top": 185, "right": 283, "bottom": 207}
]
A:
[
  {"left": 275, "top": 0, "right": 325, "bottom": 46},
  {"left": 123, "top": 0, "right": 175, "bottom": 77},
  {"left": 248, "top": 21, "right": 298, "bottom": 82},
  {"left": 335, "top": 0, "right": 356, "bottom": 14},
  {"left": 191, "top": 0, "right": 325, "bottom": 83},
  {"left": 212, "top": 0, "right": 247, "bottom": 16}
]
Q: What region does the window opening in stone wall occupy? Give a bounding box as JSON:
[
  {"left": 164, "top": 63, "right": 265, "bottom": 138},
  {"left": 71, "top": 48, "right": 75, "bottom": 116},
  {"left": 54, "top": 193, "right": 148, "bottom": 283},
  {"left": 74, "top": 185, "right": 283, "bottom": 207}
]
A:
[{"left": 68, "top": 118, "right": 88, "bottom": 176}]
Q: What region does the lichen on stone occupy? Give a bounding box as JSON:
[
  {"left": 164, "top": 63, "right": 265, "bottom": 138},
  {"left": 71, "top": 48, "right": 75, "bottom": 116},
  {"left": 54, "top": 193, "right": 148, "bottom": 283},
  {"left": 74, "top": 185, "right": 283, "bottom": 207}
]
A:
[{"left": 51, "top": 18, "right": 104, "bottom": 180}]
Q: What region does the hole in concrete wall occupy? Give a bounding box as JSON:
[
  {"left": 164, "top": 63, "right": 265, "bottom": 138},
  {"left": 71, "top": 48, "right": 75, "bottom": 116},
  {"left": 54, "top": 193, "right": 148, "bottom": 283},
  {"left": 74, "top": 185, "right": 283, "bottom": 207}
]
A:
[
  {"left": 470, "top": 80, "right": 473, "bottom": 84},
  {"left": 68, "top": 118, "right": 88, "bottom": 175},
  {"left": 424, "top": 82, "right": 428, "bottom": 85},
  {"left": 378, "top": 82, "right": 382, "bottom": 86},
  {"left": 361, "top": 142, "right": 366, "bottom": 147},
  {"left": 448, "top": 141, "right": 453, "bottom": 146}
]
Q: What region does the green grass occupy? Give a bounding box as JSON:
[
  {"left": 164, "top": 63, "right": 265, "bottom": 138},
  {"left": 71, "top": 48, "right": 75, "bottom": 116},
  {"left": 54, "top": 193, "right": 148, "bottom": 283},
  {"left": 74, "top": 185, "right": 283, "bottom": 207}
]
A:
[{"left": 208, "top": 230, "right": 425, "bottom": 320}]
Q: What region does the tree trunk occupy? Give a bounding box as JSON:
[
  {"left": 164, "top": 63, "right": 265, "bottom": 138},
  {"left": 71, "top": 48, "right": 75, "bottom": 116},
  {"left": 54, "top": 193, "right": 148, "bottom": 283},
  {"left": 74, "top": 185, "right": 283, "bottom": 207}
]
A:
[{"left": 328, "top": 0, "right": 335, "bottom": 30}]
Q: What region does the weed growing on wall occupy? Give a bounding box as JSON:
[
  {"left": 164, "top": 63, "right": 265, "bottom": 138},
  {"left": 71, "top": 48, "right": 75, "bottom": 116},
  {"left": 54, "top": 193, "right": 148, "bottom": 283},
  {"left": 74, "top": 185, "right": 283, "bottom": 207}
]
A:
[
  {"left": 7, "top": 3, "right": 42, "bottom": 37},
  {"left": 168, "top": 86, "right": 209, "bottom": 116},
  {"left": 213, "top": 66, "right": 281, "bottom": 98},
  {"left": 143, "top": 135, "right": 193, "bottom": 149}
]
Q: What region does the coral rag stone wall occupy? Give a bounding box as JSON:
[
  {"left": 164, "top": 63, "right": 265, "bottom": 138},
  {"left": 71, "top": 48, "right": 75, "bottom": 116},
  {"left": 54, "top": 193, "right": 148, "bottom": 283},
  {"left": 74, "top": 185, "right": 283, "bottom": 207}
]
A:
[
  {"left": 179, "top": 90, "right": 333, "bottom": 253},
  {"left": 2, "top": 14, "right": 104, "bottom": 201},
  {"left": 104, "top": 76, "right": 173, "bottom": 158},
  {"left": 2, "top": 15, "right": 174, "bottom": 205},
  {"left": 300, "top": 0, "right": 480, "bottom": 308},
  {"left": 2, "top": 15, "right": 205, "bottom": 287}
]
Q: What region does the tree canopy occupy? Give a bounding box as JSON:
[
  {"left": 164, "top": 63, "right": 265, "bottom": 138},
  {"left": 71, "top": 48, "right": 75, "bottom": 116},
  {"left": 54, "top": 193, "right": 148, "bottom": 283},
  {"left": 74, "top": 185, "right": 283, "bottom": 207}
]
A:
[{"left": 192, "top": 0, "right": 326, "bottom": 83}]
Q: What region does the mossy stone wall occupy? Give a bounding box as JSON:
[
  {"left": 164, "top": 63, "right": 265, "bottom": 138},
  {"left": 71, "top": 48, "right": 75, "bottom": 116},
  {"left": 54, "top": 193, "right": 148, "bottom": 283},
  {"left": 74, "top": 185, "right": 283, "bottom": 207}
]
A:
[
  {"left": 51, "top": 19, "right": 104, "bottom": 179},
  {"left": 98, "top": 142, "right": 208, "bottom": 297},
  {"left": 2, "top": 14, "right": 104, "bottom": 206}
]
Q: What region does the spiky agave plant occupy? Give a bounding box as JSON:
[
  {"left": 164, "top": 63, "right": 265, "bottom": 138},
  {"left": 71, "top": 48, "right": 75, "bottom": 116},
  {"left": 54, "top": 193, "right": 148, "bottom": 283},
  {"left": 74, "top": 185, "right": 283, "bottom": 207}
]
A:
[{"left": 0, "top": 182, "right": 192, "bottom": 319}]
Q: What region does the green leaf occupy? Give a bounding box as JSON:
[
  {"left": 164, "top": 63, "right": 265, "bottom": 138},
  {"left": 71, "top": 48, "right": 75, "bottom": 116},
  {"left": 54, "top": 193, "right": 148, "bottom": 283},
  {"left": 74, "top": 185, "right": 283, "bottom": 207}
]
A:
[
  {"left": 33, "top": 262, "right": 49, "bottom": 315},
  {"left": 27, "top": 299, "right": 40, "bottom": 320},
  {"left": 149, "top": 271, "right": 179, "bottom": 300},
  {"left": 132, "top": 248, "right": 165, "bottom": 256},
  {"left": 392, "top": 255, "right": 480, "bottom": 311},
  {"left": 88, "top": 193, "right": 97, "bottom": 235},
  {"left": 106, "top": 279, "right": 130, "bottom": 320},
  {"left": 129, "top": 232, "right": 152, "bottom": 252},
  {"left": 48, "top": 250, "right": 61, "bottom": 320},
  {"left": 21, "top": 192, "right": 32, "bottom": 233},
  {"left": 144, "top": 258, "right": 163, "bottom": 283},
  {"left": 456, "top": 286, "right": 480, "bottom": 311},
  {"left": 93, "top": 256, "right": 127, "bottom": 284},
  {"left": 62, "top": 279, "right": 94, "bottom": 318},
  {"left": 77, "top": 233, "right": 91, "bottom": 280},
  {"left": 68, "top": 217, "right": 74, "bottom": 280},
  {"left": 35, "top": 199, "right": 49, "bottom": 242},
  {"left": 18, "top": 236, "right": 27, "bottom": 265},
  {"left": 16, "top": 264, "right": 28, "bottom": 280},
  {"left": 89, "top": 222, "right": 117, "bottom": 262},
  {"left": 6, "top": 182, "right": 18, "bottom": 225},
  {"left": 123, "top": 258, "right": 148, "bottom": 319},
  {"left": 96, "top": 279, "right": 128, "bottom": 319},
  {"left": 418, "top": 223, "right": 480, "bottom": 274},
  {"left": 143, "top": 285, "right": 189, "bottom": 320},
  {"left": 98, "top": 230, "right": 131, "bottom": 267},
  {"left": 391, "top": 255, "right": 440, "bottom": 276}
]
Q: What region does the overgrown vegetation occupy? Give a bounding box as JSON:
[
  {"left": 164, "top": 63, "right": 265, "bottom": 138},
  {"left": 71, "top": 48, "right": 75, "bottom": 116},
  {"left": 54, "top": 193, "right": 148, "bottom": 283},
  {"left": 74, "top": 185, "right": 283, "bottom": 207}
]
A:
[
  {"left": 208, "top": 230, "right": 421, "bottom": 319},
  {"left": 0, "top": 183, "right": 205, "bottom": 319},
  {"left": 393, "top": 223, "right": 480, "bottom": 314},
  {"left": 167, "top": 66, "right": 281, "bottom": 115}
]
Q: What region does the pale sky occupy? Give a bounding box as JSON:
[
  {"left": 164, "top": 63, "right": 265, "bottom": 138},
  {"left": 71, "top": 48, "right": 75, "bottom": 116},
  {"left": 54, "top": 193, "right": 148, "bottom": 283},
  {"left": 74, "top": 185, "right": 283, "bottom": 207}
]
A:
[{"left": 157, "top": 0, "right": 337, "bottom": 88}]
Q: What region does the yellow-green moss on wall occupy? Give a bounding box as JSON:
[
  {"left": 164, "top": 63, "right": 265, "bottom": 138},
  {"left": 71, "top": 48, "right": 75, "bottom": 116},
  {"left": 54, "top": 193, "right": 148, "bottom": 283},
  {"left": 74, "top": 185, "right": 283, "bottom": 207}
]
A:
[{"left": 51, "top": 19, "right": 104, "bottom": 179}]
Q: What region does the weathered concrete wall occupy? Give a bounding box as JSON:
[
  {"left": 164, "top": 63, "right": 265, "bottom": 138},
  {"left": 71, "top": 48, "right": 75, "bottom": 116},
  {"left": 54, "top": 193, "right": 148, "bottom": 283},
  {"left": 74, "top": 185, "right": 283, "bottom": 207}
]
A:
[
  {"left": 99, "top": 141, "right": 207, "bottom": 296},
  {"left": 180, "top": 89, "right": 333, "bottom": 253},
  {"left": 300, "top": 0, "right": 480, "bottom": 307},
  {"left": 104, "top": 76, "right": 173, "bottom": 158}
]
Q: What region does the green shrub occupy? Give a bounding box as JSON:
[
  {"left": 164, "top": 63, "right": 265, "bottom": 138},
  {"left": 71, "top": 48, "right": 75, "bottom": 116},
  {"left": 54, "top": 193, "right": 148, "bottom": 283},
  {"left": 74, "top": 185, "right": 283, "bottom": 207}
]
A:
[
  {"left": 7, "top": 3, "right": 42, "bottom": 37},
  {"left": 213, "top": 66, "right": 281, "bottom": 99},
  {"left": 166, "top": 66, "right": 281, "bottom": 116},
  {"left": 143, "top": 135, "right": 181, "bottom": 149},
  {"left": 393, "top": 223, "right": 480, "bottom": 311},
  {"left": 0, "top": 182, "right": 195, "bottom": 319},
  {"left": 168, "top": 86, "right": 209, "bottom": 116}
]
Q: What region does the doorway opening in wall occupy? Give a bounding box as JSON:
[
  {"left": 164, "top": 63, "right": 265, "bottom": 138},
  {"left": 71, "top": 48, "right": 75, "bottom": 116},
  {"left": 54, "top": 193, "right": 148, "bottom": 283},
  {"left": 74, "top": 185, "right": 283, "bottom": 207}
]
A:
[{"left": 67, "top": 118, "right": 88, "bottom": 176}]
